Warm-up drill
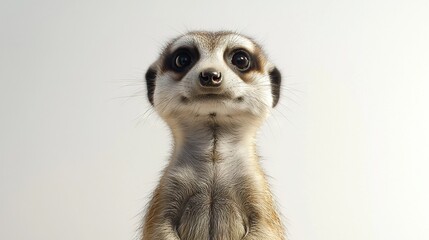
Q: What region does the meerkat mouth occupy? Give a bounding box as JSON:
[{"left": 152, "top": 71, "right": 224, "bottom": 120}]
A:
[
  {"left": 196, "top": 93, "right": 230, "bottom": 100},
  {"left": 180, "top": 94, "right": 245, "bottom": 105},
  {"left": 181, "top": 93, "right": 231, "bottom": 102}
]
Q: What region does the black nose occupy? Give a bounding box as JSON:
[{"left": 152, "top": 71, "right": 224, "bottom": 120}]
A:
[{"left": 199, "top": 68, "right": 222, "bottom": 87}]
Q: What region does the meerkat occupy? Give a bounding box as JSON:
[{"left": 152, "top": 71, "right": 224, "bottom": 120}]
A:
[{"left": 142, "top": 31, "right": 285, "bottom": 240}]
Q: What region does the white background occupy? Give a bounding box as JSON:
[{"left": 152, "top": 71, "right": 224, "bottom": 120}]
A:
[{"left": 1, "top": 0, "right": 428, "bottom": 240}]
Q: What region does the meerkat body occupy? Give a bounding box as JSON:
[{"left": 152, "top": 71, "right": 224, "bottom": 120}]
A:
[{"left": 142, "top": 31, "right": 284, "bottom": 240}]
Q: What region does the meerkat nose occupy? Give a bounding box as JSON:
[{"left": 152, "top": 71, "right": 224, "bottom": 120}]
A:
[{"left": 199, "top": 68, "right": 222, "bottom": 87}]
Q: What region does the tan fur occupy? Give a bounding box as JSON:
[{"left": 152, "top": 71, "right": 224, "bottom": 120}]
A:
[{"left": 142, "top": 31, "right": 285, "bottom": 240}]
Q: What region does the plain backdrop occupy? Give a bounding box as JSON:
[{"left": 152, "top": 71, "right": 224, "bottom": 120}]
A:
[{"left": 1, "top": 0, "right": 428, "bottom": 240}]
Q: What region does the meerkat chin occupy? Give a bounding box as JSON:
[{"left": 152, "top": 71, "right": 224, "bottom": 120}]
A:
[{"left": 142, "top": 31, "right": 285, "bottom": 240}]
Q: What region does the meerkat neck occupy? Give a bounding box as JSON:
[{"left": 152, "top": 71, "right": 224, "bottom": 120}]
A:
[{"left": 168, "top": 118, "right": 262, "bottom": 165}]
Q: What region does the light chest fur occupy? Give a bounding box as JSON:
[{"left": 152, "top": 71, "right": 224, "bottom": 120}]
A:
[{"left": 168, "top": 123, "right": 262, "bottom": 239}]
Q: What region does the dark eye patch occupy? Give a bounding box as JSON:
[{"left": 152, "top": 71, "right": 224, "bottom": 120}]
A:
[
  {"left": 224, "top": 48, "right": 265, "bottom": 82},
  {"left": 162, "top": 46, "right": 200, "bottom": 79},
  {"left": 226, "top": 48, "right": 254, "bottom": 73}
]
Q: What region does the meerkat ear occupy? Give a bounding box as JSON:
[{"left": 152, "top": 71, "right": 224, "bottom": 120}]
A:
[
  {"left": 145, "top": 67, "right": 157, "bottom": 105},
  {"left": 269, "top": 67, "right": 281, "bottom": 107}
]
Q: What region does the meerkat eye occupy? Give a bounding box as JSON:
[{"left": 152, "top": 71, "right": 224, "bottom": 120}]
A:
[
  {"left": 231, "top": 50, "right": 251, "bottom": 71},
  {"left": 173, "top": 50, "right": 192, "bottom": 71}
]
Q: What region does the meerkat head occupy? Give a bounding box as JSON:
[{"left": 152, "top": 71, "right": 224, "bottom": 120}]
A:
[{"left": 145, "top": 31, "right": 281, "bottom": 126}]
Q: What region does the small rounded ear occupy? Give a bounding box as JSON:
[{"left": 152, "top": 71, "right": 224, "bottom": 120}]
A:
[
  {"left": 145, "top": 67, "right": 157, "bottom": 105},
  {"left": 269, "top": 67, "right": 281, "bottom": 107}
]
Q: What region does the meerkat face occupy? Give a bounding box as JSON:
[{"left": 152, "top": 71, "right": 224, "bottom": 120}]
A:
[{"left": 145, "top": 31, "right": 281, "bottom": 123}]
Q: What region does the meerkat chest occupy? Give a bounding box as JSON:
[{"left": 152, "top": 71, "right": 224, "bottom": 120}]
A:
[{"left": 173, "top": 162, "right": 249, "bottom": 240}]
